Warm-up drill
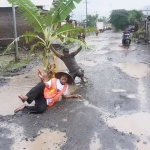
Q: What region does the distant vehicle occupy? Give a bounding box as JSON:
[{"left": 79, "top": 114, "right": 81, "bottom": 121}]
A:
[
  {"left": 128, "top": 25, "right": 135, "bottom": 32},
  {"left": 96, "top": 22, "right": 104, "bottom": 32}
]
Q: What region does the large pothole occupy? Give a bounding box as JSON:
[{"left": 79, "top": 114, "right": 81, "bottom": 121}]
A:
[{"left": 114, "top": 62, "right": 150, "bottom": 78}]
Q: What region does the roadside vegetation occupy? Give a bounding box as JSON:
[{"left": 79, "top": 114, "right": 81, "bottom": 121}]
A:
[
  {"left": 3, "top": 0, "right": 96, "bottom": 79},
  {"left": 85, "top": 14, "right": 108, "bottom": 27},
  {"left": 109, "top": 9, "right": 144, "bottom": 30}
]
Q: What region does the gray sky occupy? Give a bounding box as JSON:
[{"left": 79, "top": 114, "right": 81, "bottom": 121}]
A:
[
  {"left": 1, "top": 0, "right": 150, "bottom": 21},
  {"left": 73, "top": 0, "right": 150, "bottom": 21}
]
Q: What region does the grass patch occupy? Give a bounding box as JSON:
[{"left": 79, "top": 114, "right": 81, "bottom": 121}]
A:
[
  {"left": 7, "top": 61, "right": 28, "bottom": 70},
  {"left": 0, "top": 60, "right": 29, "bottom": 75}
]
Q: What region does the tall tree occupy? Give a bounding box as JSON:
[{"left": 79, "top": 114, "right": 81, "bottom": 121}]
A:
[
  {"left": 98, "top": 16, "right": 108, "bottom": 23},
  {"left": 109, "top": 9, "right": 129, "bottom": 30},
  {"left": 86, "top": 14, "right": 98, "bottom": 27},
  {"left": 128, "top": 10, "right": 144, "bottom": 24}
]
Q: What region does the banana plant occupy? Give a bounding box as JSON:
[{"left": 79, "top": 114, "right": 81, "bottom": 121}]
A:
[{"left": 4, "top": 0, "right": 90, "bottom": 79}]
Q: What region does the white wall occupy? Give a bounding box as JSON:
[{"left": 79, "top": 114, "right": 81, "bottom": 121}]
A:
[{"left": 0, "top": 0, "right": 53, "bottom": 7}]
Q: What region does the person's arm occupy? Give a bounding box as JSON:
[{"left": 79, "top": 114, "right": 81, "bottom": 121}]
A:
[
  {"left": 62, "top": 94, "right": 82, "bottom": 99},
  {"left": 38, "top": 70, "right": 49, "bottom": 87},
  {"left": 72, "top": 46, "right": 82, "bottom": 56},
  {"left": 62, "top": 85, "right": 81, "bottom": 99},
  {"left": 50, "top": 45, "right": 62, "bottom": 58}
]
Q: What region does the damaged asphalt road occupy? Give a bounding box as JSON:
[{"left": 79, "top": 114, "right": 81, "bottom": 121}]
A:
[{"left": 1, "top": 30, "right": 150, "bottom": 150}]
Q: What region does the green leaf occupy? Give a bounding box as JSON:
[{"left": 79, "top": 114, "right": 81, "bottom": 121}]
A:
[
  {"left": 74, "top": 0, "right": 82, "bottom": 4},
  {"left": 30, "top": 42, "right": 44, "bottom": 53},
  {"left": 46, "top": 0, "right": 81, "bottom": 26},
  {"left": 53, "top": 24, "right": 84, "bottom": 36},
  {"left": 62, "top": 36, "right": 93, "bottom": 50},
  {"left": 66, "top": 1, "right": 75, "bottom": 10},
  {"left": 24, "top": 31, "right": 38, "bottom": 44},
  {"left": 3, "top": 35, "right": 23, "bottom": 55}
]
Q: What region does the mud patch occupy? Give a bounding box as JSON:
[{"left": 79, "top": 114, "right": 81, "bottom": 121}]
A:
[
  {"left": 90, "top": 132, "right": 102, "bottom": 150},
  {"left": 107, "top": 112, "right": 150, "bottom": 150},
  {"left": 93, "top": 50, "right": 110, "bottom": 55},
  {"left": 68, "top": 84, "right": 79, "bottom": 94},
  {"left": 138, "top": 79, "right": 147, "bottom": 111},
  {"left": 127, "top": 94, "right": 136, "bottom": 99},
  {"left": 12, "top": 129, "right": 67, "bottom": 150},
  {"left": 79, "top": 60, "right": 98, "bottom": 67},
  {"left": 111, "top": 89, "right": 126, "bottom": 93},
  {"left": 109, "top": 44, "right": 136, "bottom": 51},
  {"left": 114, "top": 62, "right": 150, "bottom": 78},
  {"left": 107, "top": 112, "right": 150, "bottom": 136},
  {"left": 0, "top": 77, "right": 10, "bottom": 87},
  {"left": 0, "top": 66, "right": 43, "bottom": 116},
  {"left": 62, "top": 118, "right": 67, "bottom": 122}
]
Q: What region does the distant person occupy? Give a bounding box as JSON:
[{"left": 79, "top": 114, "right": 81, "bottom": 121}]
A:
[
  {"left": 78, "top": 33, "right": 85, "bottom": 42},
  {"left": 95, "top": 27, "right": 99, "bottom": 36},
  {"left": 50, "top": 45, "right": 87, "bottom": 83},
  {"left": 122, "top": 28, "right": 131, "bottom": 46}
]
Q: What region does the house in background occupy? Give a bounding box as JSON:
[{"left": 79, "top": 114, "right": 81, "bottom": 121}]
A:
[{"left": 0, "top": 0, "right": 53, "bottom": 46}]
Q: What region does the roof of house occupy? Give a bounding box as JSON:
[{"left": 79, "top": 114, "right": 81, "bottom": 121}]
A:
[{"left": 0, "top": 0, "right": 53, "bottom": 8}]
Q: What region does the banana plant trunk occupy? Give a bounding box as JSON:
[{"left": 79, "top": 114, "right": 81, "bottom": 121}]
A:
[{"left": 43, "top": 48, "right": 55, "bottom": 80}]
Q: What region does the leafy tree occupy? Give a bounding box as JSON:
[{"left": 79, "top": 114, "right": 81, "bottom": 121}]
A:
[
  {"left": 109, "top": 9, "right": 129, "bottom": 30},
  {"left": 128, "top": 10, "right": 144, "bottom": 24},
  {"left": 98, "top": 16, "right": 108, "bottom": 23},
  {"left": 4, "top": 0, "right": 88, "bottom": 78},
  {"left": 86, "top": 14, "right": 98, "bottom": 27},
  {"left": 109, "top": 9, "right": 145, "bottom": 30}
]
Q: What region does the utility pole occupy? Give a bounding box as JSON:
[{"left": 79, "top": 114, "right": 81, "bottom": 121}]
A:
[
  {"left": 142, "top": 8, "right": 150, "bottom": 40},
  {"left": 85, "top": 0, "right": 87, "bottom": 28},
  {"left": 84, "top": 0, "right": 89, "bottom": 28},
  {"left": 94, "top": 11, "right": 99, "bottom": 26},
  {"left": 143, "top": 8, "right": 150, "bottom": 17},
  {"left": 12, "top": 4, "right": 19, "bottom": 61}
]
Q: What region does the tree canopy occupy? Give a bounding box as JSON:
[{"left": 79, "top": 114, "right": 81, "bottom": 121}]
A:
[
  {"left": 128, "top": 10, "right": 144, "bottom": 24},
  {"left": 109, "top": 9, "right": 129, "bottom": 30},
  {"left": 86, "top": 14, "right": 98, "bottom": 27},
  {"left": 86, "top": 15, "right": 108, "bottom": 27},
  {"left": 109, "top": 9, "right": 144, "bottom": 30}
]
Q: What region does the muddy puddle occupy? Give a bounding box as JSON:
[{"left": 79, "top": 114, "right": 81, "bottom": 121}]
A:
[
  {"left": 107, "top": 112, "right": 150, "bottom": 150},
  {"left": 78, "top": 60, "right": 98, "bottom": 67},
  {"left": 12, "top": 128, "right": 67, "bottom": 150},
  {"left": 126, "top": 94, "right": 136, "bottom": 99},
  {"left": 78, "top": 57, "right": 108, "bottom": 67},
  {"left": 109, "top": 44, "right": 136, "bottom": 51},
  {"left": 0, "top": 65, "right": 43, "bottom": 115},
  {"left": 0, "top": 58, "right": 80, "bottom": 116},
  {"left": 0, "top": 55, "right": 14, "bottom": 66},
  {"left": 1, "top": 121, "right": 67, "bottom": 150},
  {"left": 93, "top": 50, "right": 110, "bottom": 55},
  {"left": 87, "top": 39, "right": 110, "bottom": 51},
  {"left": 111, "top": 89, "right": 126, "bottom": 93},
  {"left": 108, "top": 38, "right": 136, "bottom": 52},
  {"left": 90, "top": 132, "right": 102, "bottom": 150},
  {"left": 114, "top": 62, "right": 150, "bottom": 78},
  {"left": 138, "top": 79, "right": 147, "bottom": 111}
]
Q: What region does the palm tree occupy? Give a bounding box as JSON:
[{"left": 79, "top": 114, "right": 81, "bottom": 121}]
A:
[{"left": 4, "top": 0, "right": 88, "bottom": 79}]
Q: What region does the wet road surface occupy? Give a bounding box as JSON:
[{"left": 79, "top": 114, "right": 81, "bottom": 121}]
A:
[{"left": 1, "top": 30, "right": 150, "bottom": 150}]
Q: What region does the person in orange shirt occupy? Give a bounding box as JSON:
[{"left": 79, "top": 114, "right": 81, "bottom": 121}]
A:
[{"left": 14, "top": 71, "right": 81, "bottom": 114}]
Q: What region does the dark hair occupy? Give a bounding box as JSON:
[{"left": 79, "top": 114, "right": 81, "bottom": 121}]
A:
[{"left": 63, "top": 48, "right": 69, "bottom": 52}]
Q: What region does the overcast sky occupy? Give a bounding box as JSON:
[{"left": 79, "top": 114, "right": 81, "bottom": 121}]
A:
[
  {"left": 1, "top": 0, "right": 150, "bottom": 21},
  {"left": 73, "top": 0, "right": 150, "bottom": 21}
]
